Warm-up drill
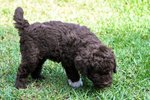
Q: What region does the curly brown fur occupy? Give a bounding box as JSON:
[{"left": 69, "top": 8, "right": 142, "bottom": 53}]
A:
[{"left": 14, "top": 7, "right": 117, "bottom": 89}]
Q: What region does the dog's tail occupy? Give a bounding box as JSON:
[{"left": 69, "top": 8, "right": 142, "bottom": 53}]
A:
[{"left": 13, "top": 7, "right": 29, "bottom": 34}]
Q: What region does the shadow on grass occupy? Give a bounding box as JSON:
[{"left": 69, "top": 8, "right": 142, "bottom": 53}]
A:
[{"left": 25, "top": 63, "right": 112, "bottom": 94}]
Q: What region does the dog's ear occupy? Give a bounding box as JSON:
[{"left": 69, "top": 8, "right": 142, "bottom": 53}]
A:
[
  {"left": 113, "top": 59, "right": 117, "bottom": 73},
  {"left": 74, "top": 55, "right": 88, "bottom": 75},
  {"left": 91, "top": 46, "right": 116, "bottom": 73}
]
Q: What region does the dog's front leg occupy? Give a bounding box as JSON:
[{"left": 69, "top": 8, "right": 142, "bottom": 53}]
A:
[{"left": 62, "top": 62, "right": 83, "bottom": 88}]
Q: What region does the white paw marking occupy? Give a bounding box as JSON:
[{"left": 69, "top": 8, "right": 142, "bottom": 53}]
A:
[{"left": 68, "top": 78, "right": 83, "bottom": 88}]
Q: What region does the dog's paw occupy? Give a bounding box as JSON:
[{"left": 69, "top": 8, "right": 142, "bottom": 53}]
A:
[
  {"left": 15, "top": 79, "right": 27, "bottom": 89},
  {"left": 68, "top": 78, "right": 83, "bottom": 88}
]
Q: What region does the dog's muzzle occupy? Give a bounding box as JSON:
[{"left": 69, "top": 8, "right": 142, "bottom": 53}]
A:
[{"left": 94, "top": 80, "right": 112, "bottom": 88}]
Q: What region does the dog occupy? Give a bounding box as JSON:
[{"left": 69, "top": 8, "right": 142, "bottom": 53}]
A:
[{"left": 14, "top": 7, "right": 117, "bottom": 89}]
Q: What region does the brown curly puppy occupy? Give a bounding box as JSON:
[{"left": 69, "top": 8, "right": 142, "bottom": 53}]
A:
[{"left": 14, "top": 7, "right": 117, "bottom": 89}]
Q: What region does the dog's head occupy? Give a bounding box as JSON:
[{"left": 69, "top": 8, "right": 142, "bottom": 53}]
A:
[{"left": 75, "top": 45, "right": 116, "bottom": 88}]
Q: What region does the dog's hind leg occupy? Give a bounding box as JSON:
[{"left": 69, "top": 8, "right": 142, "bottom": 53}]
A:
[
  {"left": 15, "top": 63, "right": 30, "bottom": 89},
  {"left": 31, "top": 58, "right": 46, "bottom": 80},
  {"left": 62, "top": 61, "right": 83, "bottom": 88},
  {"left": 15, "top": 42, "right": 40, "bottom": 89},
  {"left": 15, "top": 58, "right": 39, "bottom": 89}
]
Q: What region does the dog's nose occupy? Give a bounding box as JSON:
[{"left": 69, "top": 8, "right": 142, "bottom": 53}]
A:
[{"left": 94, "top": 80, "right": 112, "bottom": 89}]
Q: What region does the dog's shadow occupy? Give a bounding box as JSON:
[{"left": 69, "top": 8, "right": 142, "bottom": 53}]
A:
[{"left": 26, "top": 62, "right": 108, "bottom": 96}]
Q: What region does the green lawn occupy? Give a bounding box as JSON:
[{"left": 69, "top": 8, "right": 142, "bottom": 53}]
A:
[{"left": 0, "top": 0, "right": 150, "bottom": 99}]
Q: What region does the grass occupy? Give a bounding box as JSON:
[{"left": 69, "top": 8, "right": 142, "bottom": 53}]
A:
[{"left": 0, "top": 0, "right": 150, "bottom": 99}]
